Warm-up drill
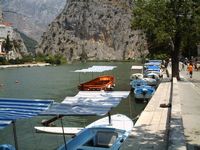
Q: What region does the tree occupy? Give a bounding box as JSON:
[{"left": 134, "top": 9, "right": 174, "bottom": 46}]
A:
[
  {"left": 132, "top": 0, "right": 200, "bottom": 80},
  {"left": 4, "top": 35, "right": 13, "bottom": 52}
]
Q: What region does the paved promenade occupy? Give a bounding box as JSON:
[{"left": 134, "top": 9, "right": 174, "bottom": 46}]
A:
[
  {"left": 123, "top": 74, "right": 172, "bottom": 149},
  {"left": 179, "top": 70, "right": 200, "bottom": 150},
  {"left": 123, "top": 68, "right": 200, "bottom": 150}
]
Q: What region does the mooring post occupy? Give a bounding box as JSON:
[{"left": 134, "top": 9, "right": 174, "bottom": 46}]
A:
[{"left": 12, "top": 121, "right": 19, "bottom": 150}]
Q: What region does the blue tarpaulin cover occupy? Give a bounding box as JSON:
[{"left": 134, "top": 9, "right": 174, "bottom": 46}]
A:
[
  {"left": 0, "top": 91, "right": 130, "bottom": 128},
  {"left": 0, "top": 98, "right": 53, "bottom": 129}
]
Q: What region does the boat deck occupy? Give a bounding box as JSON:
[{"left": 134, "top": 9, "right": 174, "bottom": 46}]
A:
[{"left": 78, "top": 75, "right": 114, "bottom": 91}]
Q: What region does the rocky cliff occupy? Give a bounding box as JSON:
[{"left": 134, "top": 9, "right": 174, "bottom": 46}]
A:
[
  {"left": 0, "top": 4, "right": 3, "bottom": 22},
  {"left": 9, "top": 30, "right": 28, "bottom": 59},
  {"left": 0, "top": 3, "right": 28, "bottom": 60},
  {"left": 37, "top": 0, "right": 148, "bottom": 62},
  {"left": 1, "top": 0, "right": 66, "bottom": 41}
]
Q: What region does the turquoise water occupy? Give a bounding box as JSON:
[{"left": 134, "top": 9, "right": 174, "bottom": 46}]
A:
[{"left": 0, "top": 62, "right": 146, "bottom": 150}]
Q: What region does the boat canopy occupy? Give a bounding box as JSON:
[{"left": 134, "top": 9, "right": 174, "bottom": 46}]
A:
[
  {"left": 75, "top": 91, "right": 130, "bottom": 98},
  {"left": 144, "top": 65, "right": 160, "bottom": 71},
  {"left": 144, "top": 62, "right": 161, "bottom": 66},
  {"left": 148, "top": 60, "right": 162, "bottom": 63},
  {"left": 0, "top": 98, "right": 53, "bottom": 129},
  {"left": 41, "top": 91, "right": 130, "bottom": 116},
  {"left": 131, "top": 66, "right": 143, "bottom": 70},
  {"left": 73, "top": 65, "right": 117, "bottom": 73}
]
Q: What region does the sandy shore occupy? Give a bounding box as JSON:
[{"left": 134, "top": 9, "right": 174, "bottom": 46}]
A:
[{"left": 0, "top": 63, "right": 51, "bottom": 69}]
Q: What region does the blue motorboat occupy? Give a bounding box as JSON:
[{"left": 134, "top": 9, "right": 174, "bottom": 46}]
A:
[
  {"left": 134, "top": 85, "right": 155, "bottom": 100},
  {"left": 0, "top": 144, "right": 16, "bottom": 150},
  {"left": 57, "top": 114, "right": 133, "bottom": 150},
  {"left": 130, "top": 77, "right": 158, "bottom": 89},
  {"left": 143, "top": 77, "right": 158, "bottom": 87},
  {"left": 130, "top": 79, "right": 147, "bottom": 89},
  {"left": 130, "top": 73, "right": 143, "bottom": 80},
  {"left": 143, "top": 62, "right": 163, "bottom": 78},
  {"left": 129, "top": 65, "right": 159, "bottom": 90},
  {"left": 145, "top": 72, "right": 160, "bottom": 81},
  {"left": 148, "top": 60, "right": 162, "bottom": 63}
]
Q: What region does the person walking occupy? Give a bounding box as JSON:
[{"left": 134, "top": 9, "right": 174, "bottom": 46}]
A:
[
  {"left": 181, "top": 62, "right": 185, "bottom": 71},
  {"left": 187, "top": 63, "right": 193, "bottom": 78}
]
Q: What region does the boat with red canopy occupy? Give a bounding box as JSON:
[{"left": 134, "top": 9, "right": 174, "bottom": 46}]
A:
[{"left": 73, "top": 65, "right": 117, "bottom": 91}]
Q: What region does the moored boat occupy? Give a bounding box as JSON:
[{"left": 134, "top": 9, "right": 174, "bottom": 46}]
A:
[
  {"left": 143, "top": 77, "right": 158, "bottom": 86},
  {"left": 130, "top": 73, "right": 143, "bottom": 80},
  {"left": 143, "top": 62, "right": 163, "bottom": 78},
  {"left": 39, "top": 91, "right": 131, "bottom": 150},
  {"left": 78, "top": 75, "right": 115, "bottom": 91},
  {"left": 57, "top": 114, "right": 133, "bottom": 150},
  {"left": 145, "top": 72, "right": 160, "bottom": 80},
  {"left": 134, "top": 85, "right": 155, "bottom": 100},
  {"left": 130, "top": 79, "right": 147, "bottom": 89},
  {"left": 0, "top": 144, "right": 16, "bottom": 150}
]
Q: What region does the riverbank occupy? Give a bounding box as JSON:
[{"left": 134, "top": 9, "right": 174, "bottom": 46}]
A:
[{"left": 0, "top": 63, "right": 51, "bottom": 69}]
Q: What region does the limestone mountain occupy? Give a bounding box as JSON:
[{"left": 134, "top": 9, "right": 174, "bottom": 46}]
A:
[
  {"left": 37, "top": 0, "right": 148, "bottom": 62},
  {"left": 0, "top": 3, "right": 28, "bottom": 60},
  {"left": 1, "top": 0, "right": 66, "bottom": 41},
  {"left": 0, "top": 4, "right": 3, "bottom": 21}
]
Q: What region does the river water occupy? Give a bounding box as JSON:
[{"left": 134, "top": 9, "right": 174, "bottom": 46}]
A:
[{"left": 0, "top": 62, "right": 146, "bottom": 150}]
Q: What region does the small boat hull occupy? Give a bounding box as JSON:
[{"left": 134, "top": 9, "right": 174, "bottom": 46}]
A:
[
  {"left": 144, "top": 71, "right": 161, "bottom": 80},
  {"left": 0, "top": 144, "right": 15, "bottom": 150},
  {"left": 35, "top": 127, "right": 83, "bottom": 135},
  {"left": 57, "top": 114, "right": 133, "bottom": 150},
  {"left": 130, "top": 77, "right": 158, "bottom": 89},
  {"left": 130, "top": 73, "right": 143, "bottom": 80},
  {"left": 130, "top": 79, "right": 147, "bottom": 89},
  {"left": 143, "top": 77, "right": 158, "bottom": 86},
  {"left": 134, "top": 85, "right": 155, "bottom": 100},
  {"left": 78, "top": 75, "right": 115, "bottom": 91}
]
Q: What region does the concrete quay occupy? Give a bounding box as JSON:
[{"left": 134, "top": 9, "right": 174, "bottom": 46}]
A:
[
  {"left": 124, "top": 80, "right": 172, "bottom": 150},
  {"left": 123, "top": 69, "right": 200, "bottom": 150}
]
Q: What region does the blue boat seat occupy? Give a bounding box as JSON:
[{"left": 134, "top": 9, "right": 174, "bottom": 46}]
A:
[
  {"left": 95, "top": 131, "right": 118, "bottom": 148},
  {"left": 0, "top": 144, "right": 15, "bottom": 150}
]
